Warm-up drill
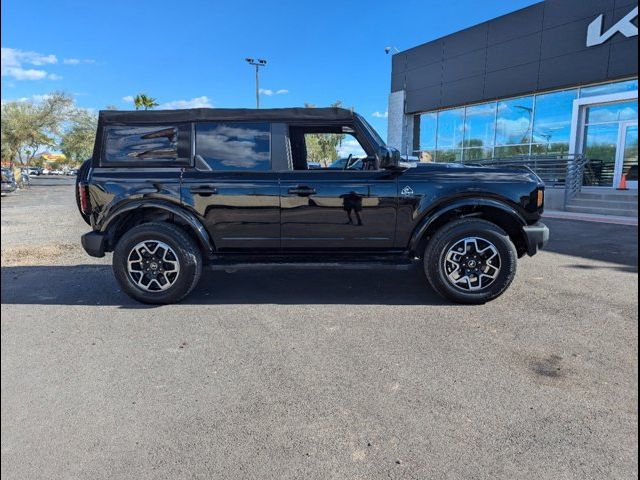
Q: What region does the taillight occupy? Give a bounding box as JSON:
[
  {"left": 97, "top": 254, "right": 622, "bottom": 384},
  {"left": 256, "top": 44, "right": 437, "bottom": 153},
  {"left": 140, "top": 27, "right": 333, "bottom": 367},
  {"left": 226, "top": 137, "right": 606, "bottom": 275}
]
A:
[{"left": 78, "top": 183, "right": 91, "bottom": 215}]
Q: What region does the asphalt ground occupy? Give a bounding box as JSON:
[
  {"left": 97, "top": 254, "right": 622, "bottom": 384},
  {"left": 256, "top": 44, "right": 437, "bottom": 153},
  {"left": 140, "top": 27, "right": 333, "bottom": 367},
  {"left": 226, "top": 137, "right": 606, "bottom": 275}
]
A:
[{"left": 1, "top": 182, "right": 638, "bottom": 480}]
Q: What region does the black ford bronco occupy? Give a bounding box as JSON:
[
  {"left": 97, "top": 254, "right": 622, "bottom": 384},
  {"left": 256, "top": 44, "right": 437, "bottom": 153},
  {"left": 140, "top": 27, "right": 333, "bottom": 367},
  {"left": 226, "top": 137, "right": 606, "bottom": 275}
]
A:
[{"left": 77, "top": 107, "right": 548, "bottom": 304}]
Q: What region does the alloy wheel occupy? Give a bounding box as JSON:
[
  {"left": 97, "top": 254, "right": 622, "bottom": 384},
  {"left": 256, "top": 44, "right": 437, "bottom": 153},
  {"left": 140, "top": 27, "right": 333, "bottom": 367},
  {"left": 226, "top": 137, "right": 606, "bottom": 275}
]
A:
[
  {"left": 443, "top": 236, "right": 501, "bottom": 291},
  {"left": 127, "top": 240, "right": 180, "bottom": 292}
]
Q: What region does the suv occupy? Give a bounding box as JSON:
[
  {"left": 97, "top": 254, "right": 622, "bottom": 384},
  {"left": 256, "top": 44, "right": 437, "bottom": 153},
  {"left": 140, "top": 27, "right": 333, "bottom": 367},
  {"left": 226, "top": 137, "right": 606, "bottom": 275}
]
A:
[{"left": 77, "top": 107, "right": 548, "bottom": 305}]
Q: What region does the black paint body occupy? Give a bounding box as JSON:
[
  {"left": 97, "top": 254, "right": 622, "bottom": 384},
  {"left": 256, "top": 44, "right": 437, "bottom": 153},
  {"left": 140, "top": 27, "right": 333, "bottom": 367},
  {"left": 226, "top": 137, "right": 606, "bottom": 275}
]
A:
[{"left": 80, "top": 109, "right": 547, "bottom": 261}]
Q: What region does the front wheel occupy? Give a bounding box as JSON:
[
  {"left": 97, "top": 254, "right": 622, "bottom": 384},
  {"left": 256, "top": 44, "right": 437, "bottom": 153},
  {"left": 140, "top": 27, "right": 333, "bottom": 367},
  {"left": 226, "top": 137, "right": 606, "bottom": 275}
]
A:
[
  {"left": 424, "top": 218, "right": 517, "bottom": 304},
  {"left": 113, "top": 222, "right": 202, "bottom": 304}
]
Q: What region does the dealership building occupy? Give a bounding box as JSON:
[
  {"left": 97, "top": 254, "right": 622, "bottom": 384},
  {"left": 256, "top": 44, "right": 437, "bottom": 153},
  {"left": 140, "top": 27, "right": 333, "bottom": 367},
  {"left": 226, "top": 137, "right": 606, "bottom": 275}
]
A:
[{"left": 388, "top": 0, "right": 638, "bottom": 213}]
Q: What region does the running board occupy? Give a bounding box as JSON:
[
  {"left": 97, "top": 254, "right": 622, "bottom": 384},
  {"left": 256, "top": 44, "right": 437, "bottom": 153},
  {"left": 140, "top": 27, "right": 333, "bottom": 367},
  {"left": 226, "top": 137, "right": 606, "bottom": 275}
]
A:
[{"left": 205, "top": 256, "right": 419, "bottom": 271}]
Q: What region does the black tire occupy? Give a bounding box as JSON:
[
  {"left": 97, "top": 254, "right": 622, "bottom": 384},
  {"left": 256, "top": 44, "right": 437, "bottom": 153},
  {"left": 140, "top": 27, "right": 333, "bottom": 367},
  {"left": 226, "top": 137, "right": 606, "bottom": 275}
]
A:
[
  {"left": 113, "top": 222, "right": 203, "bottom": 304},
  {"left": 424, "top": 218, "right": 517, "bottom": 304}
]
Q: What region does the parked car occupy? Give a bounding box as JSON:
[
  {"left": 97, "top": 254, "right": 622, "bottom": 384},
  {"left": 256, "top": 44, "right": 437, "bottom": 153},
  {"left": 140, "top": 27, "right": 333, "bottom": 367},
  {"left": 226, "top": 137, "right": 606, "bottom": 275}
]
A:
[
  {"left": 51, "top": 169, "right": 65, "bottom": 175},
  {"left": 1, "top": 168, "right": 17, "bottom": 194},
  {"left": 77, "top": 107, "right": 548, "bottom": 305},
  {"left": 67, "top": 169, "right": 79, "bottom": 176},
  {"left": 23, "top": 167, "right": 43, "bottom": 176}
]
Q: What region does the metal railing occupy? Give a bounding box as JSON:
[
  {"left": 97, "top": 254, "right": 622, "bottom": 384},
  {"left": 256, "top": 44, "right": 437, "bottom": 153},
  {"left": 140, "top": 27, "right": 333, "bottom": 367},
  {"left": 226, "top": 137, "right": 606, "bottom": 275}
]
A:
[{"left": 460, "top": 154, "right": 591, "bottom": 207}]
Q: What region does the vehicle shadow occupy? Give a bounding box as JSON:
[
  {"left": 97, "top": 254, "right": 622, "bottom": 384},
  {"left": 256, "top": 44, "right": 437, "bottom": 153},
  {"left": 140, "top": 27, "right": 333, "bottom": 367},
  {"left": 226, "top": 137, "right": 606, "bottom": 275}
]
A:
[
  {"left": 542, "top": 218, "right": 638, "bottom": 270},
  {"left": 1, "top": 264, "right": 450, "bottom": 307}
]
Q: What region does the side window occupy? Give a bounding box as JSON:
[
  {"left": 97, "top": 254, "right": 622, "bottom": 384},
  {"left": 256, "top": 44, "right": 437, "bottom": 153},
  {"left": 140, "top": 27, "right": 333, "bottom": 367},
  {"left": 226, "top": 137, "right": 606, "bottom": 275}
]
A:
[
  {"left": 289, "top": 125, "right": 372, "bottom": 170},
  {"left": 103, "top": 125, "right": 189, "bottom": 166},
  {"left": 304, "top": 133, "right": 367, "bottom": 169},
  {"left": 195, "top": 122, "right": 271, "bottom": 171}
]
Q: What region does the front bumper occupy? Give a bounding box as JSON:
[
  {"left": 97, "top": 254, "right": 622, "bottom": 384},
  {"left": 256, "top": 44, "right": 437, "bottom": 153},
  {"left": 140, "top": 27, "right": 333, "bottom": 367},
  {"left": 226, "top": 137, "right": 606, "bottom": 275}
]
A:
[
  {"left": 522, "top": 222, "right": 549, "bottom": 256},
  {"left": 81, "top": 231, "right": 107, "bottom": 258}
]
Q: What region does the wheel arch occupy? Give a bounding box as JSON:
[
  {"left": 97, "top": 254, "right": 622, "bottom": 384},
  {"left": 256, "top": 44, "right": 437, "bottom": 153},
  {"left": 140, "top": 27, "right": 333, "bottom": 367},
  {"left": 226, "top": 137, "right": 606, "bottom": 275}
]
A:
[
  {"left": 100, "top": 200, "right": 214, "bottom": 255},
  {"left": 409, "top": 197, "right": 528, "bottom": 258}
]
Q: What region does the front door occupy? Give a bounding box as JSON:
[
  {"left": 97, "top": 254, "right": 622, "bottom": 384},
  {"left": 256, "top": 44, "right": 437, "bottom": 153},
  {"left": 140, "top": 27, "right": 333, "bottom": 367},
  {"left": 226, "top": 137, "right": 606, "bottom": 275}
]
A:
[
  {"left": 617, "top": 123, "right": 638, "bottom": 189},
  {"left": 280, "top": 124, "right": 397, "bottom": 251},
  {"left": 280, "top": 170, "right": 397, "bottom": 250},
  {"left": 581, "top": 99, "right": 638, "bottom": 187}
]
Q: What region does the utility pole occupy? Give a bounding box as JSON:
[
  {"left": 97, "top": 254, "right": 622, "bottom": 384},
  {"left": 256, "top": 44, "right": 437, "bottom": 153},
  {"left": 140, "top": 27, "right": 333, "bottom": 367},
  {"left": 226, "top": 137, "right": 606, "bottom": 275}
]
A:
[{"left": 245, "top": 58, "right": 267, "bottom": 108}]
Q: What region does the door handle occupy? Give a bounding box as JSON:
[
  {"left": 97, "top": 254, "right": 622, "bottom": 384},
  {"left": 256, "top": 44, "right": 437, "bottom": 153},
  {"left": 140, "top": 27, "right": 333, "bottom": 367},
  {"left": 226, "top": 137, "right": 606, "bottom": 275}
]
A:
[
  {"left": 189, "top": 185, "right": 218, "bottom": 196},
  {"left": 288, "top": 186, "right": 316, "bottom": 196}
]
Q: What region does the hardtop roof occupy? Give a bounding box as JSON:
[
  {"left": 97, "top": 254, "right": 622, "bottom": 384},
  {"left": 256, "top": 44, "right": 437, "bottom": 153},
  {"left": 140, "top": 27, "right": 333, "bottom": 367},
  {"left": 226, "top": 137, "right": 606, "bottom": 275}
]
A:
[{"left": 98, "top": 107, "right": 357, "bottom": 124}]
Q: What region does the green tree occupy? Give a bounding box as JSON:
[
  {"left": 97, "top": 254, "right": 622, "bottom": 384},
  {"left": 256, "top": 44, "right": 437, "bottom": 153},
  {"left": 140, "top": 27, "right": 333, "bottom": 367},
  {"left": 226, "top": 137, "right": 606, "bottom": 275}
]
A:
[
  {"left": 60, "top": 109, "right": 98, "bottom": 165},
  {"left": 303, "top": 100, "right": 345, "bottom": 167},
  {"left": 133, "top": 93, "right": 159, "bottom": 110},
  {"left": 0, "top": 92, "right": 74, "bottom": 166}
]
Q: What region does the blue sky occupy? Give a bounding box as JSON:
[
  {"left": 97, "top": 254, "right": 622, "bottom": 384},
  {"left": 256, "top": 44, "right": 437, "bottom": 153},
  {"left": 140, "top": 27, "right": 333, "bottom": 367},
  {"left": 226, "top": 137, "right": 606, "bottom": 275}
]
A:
[{"left": 1, "top": 0, "right": 538, "bottom": 139}]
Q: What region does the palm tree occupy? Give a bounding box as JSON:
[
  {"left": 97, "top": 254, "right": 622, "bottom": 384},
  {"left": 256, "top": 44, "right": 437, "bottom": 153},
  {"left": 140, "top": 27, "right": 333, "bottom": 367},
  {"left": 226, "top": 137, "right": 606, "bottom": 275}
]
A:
[{"left": 133, "top": 94, "right": 159, "bottom": 110}]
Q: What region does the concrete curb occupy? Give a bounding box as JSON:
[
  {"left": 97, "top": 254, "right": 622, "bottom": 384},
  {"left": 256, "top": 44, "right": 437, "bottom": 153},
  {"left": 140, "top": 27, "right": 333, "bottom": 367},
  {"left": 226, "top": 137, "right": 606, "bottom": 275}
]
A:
[{"left": 543, "top": 210, "right": 638, "bottom": 226}]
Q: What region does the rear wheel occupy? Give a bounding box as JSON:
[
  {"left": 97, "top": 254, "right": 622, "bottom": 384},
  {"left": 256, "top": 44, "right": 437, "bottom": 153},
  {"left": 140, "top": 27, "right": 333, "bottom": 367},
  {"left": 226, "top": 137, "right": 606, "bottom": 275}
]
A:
[
  {"left": 113, "top": 222, "right": 202, "bottom": 304},
  {"left": 424, "top": 218, "right": 517, "bottom": 304}
]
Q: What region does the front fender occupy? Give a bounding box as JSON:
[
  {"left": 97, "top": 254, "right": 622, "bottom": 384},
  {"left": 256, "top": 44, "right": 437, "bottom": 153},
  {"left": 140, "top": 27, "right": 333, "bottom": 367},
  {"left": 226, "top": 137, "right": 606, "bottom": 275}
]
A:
[
  {"left": 100, "top": 200, "right": 214, "bottom": 253},
  {"left": 408, "top": 197, "right": 527, "bottom": 253}
]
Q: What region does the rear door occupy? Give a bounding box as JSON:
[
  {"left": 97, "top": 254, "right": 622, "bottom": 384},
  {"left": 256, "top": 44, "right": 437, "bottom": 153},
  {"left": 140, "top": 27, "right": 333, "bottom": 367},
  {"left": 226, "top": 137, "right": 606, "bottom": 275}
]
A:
[{"left": 180, "top": 122, "right": 281, "bottom": 252}]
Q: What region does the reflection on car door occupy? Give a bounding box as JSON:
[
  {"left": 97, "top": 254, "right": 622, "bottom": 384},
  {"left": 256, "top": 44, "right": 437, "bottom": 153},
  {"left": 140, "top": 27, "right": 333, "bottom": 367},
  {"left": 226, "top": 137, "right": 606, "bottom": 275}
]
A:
[{"left": 279, "top": 170, "right": 397, "bottom": 250}]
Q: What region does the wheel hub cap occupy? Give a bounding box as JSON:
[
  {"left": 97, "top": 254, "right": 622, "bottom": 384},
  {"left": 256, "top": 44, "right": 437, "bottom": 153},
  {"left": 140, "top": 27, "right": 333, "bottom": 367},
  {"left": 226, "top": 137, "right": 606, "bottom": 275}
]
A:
[
  {"left": 444, "top": 237, "right": 501, "bottom": 291},
  {"left": 127, "top": 240, "right": 180, "bottom": 292}
]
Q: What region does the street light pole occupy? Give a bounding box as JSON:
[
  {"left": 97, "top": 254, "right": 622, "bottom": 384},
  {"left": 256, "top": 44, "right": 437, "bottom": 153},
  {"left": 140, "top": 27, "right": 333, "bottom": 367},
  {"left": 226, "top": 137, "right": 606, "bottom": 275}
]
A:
[{"left": 245, "top": 58, "right": 267, "bottom": 109}]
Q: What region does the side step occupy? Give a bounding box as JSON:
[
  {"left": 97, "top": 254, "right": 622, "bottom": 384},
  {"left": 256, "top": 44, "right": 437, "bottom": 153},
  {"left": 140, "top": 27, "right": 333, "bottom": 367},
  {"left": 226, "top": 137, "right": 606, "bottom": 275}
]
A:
[{"left": 206, "top": 255, "right": 419, "bottom": 271}]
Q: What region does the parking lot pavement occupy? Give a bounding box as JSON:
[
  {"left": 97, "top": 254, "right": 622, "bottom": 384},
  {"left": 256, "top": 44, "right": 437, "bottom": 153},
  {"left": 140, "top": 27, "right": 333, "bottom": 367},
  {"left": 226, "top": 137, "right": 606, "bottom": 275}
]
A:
[{"left": 1, "top": 183, "right": 638, "bottom": 480}]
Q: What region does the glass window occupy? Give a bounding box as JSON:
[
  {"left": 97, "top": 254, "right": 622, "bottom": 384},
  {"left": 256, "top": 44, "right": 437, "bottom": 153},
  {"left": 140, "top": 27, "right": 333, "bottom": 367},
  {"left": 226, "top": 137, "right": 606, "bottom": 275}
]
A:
[
  {"left": 104, "top": 125, "right": 183, "bottom": 164},
  {"left": 436, "top": 108, "right": 465, "bottom": 149},
  {"left": 494, "top": 145, "right": 530, "bottom": 158},
  {"left": 463, "top": 147, "right": 493, "bottom": 161},
  {"left": 586, "top": 101, "right": 638, "bottom": 124},
  {"left": 531, "top": 143, "right": 570, "bottom": 155},
  {"left": 196, "top": 122, "right": 270, "bottom": 171},
  {"left": 315, "top": 134, "right": 367, "bottom": 169},
  {"left": 532, "top": 89, "right": 578, "bottom": 144},
  {"left": 583, "top": 123, "right": 619, "bottom": 187},
  {"left": 417, "top": 112, "right": 437, "bottom": 150},
  {"left": 495, "top": 96, "right": 533, "bottom": 146},
  {"left": 435, "top": 148, "right": 462, "bottom": 163},
  {"left": 463, "top": 102, "right": 496, "bottom": 148},
  {"left": 580, "top": 79, "right": 639, "bottom": 98}
]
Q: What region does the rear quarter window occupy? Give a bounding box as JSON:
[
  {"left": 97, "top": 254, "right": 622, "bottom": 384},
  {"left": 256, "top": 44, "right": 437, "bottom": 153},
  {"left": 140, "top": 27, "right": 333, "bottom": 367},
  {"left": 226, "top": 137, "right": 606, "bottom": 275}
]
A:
[
  {"left": 102, "top": 125, "right": 190, "bottom": 166},
  {"left": 195, "top": 122, "right": 271, "bottom": 171}
]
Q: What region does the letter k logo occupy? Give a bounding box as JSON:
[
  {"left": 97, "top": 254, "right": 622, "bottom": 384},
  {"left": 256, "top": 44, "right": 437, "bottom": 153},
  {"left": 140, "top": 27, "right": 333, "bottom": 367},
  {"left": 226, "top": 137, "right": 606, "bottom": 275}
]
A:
[{"left": 586, "top": 6, "right": 638, "bottom": 47}]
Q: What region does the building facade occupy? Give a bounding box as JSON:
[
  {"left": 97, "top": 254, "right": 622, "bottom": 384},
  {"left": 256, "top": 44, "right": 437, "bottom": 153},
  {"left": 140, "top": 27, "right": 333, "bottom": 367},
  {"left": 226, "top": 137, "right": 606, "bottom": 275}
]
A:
[{"left": 388, "top": 0, "right": 638, "bottom": 190}]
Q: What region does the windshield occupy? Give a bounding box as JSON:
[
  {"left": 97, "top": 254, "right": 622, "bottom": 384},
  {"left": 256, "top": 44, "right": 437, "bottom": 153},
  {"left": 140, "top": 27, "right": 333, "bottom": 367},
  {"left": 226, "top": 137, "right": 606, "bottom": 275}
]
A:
[{"left": 356, "top": 114, "right": 386, "bottom": 147}]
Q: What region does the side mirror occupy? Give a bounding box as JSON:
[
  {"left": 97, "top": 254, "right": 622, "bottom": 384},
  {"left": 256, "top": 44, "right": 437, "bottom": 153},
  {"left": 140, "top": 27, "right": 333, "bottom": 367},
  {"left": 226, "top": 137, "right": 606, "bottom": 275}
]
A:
[{"left": 378, "top": 147, "right": 401, "bottom": 169}]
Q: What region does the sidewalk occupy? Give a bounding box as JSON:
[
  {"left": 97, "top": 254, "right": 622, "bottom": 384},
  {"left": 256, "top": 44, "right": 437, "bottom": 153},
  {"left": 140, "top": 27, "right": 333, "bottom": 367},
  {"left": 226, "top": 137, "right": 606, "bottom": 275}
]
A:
[{"left": 544, "top": 210, "right": 638, "bottom": 226}]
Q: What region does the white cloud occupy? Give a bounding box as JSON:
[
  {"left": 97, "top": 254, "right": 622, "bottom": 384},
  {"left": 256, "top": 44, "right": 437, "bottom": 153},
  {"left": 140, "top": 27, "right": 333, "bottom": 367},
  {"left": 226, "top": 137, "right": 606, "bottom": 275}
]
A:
[
  {"left": 372, "top": 111, "right": 388, "bottom": 118},
  {"left": 1, "top": 94, "right": 52, "bottom": 104},
  {"left": 122, "top": 95, "right": 135, "bottom": 103},
  {"left": 159, "top": 96, "right": 213, "bottom": 109},
  {"left": 259, "top": 88, "right": 288, "bottom": 96},
  {"left": 63, "top": 58, "right": 96, "bottom": 65},
  {"left": 1, "top": 47, "right": 60, "bottom": 81}
]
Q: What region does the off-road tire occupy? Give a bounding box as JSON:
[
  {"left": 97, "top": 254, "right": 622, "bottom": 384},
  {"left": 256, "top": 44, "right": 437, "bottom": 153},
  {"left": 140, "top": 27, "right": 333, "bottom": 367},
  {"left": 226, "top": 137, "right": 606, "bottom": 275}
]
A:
[
  {"left": 113, "top": 222, "right": 202, "bottom": 304},
  {"left": 424, "top": 218, "right": 517, "bottom": 304}
]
